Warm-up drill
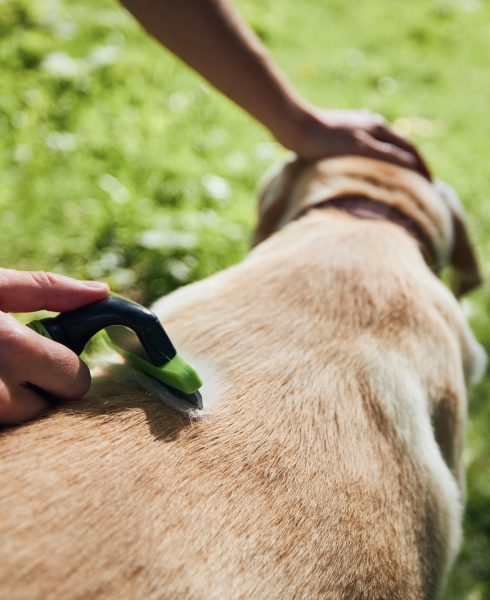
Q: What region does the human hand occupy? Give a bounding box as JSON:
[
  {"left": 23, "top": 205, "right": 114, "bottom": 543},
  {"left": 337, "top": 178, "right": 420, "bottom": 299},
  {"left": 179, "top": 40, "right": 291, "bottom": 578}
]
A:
[
  {"left": 0, "top": 269, "right": 109, "bottom": 424},
  {"left": 285, "top": 108, "right": 431, "bottom": 180}
]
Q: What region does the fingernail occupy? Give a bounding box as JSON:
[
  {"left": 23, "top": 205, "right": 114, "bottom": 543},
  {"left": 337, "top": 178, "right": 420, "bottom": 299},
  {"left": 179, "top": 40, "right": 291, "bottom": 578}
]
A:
[{"left": 81, "top": 281, "right": 110, "bottom": 292}]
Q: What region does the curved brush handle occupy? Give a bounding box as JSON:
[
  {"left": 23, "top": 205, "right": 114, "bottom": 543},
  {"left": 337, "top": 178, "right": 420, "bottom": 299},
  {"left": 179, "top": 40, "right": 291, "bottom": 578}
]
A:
[{"left": 27, "top": 294, "right": 176, "bottom": 366}]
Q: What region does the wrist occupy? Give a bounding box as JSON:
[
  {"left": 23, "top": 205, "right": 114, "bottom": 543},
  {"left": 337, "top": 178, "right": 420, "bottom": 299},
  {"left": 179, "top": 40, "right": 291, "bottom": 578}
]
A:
[{"left": 271, "top": 101, "right": 321, "bottom": 155}]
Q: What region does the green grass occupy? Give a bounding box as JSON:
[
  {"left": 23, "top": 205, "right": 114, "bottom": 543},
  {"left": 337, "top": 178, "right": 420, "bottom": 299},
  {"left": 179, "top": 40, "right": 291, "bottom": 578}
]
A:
[{"left": 1, "top": 0, "right": 489, "bottom": 596}]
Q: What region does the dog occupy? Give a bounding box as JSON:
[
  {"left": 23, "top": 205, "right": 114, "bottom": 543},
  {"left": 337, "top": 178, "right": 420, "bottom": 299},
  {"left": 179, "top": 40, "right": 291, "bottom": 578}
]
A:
[{"left": 0, "top": 155, "right": 485, "bottom": 600}]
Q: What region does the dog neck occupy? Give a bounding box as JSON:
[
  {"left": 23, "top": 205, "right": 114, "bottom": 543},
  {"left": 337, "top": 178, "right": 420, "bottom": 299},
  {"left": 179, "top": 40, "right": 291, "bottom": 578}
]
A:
[{"left": 295, "top": 194, "right": 442, "bottom": 273}]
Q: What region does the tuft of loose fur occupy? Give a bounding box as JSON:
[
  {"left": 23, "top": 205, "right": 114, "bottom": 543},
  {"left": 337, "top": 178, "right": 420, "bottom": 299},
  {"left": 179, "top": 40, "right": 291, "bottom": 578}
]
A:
[{"left": 0, "top": 156, "right": 484, "bottom": 600}]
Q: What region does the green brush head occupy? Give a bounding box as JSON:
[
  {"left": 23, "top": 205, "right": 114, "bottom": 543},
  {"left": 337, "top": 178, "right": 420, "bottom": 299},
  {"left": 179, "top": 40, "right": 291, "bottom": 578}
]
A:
[
  {"left": 102, "top": 330, "right": 202, "bottom": 395},
  {"left": 27, "top": 294, "right": 203, "bottom": 402}
]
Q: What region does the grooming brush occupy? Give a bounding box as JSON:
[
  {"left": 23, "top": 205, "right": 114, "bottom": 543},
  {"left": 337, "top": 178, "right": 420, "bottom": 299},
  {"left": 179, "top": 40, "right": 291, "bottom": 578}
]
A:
[{"left": 26, "top": 294, "right": 203, "bottom": 410}]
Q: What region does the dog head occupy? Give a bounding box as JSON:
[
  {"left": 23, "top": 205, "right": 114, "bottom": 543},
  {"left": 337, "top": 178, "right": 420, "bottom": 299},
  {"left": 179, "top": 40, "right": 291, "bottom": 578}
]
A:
[{"left": 253, "top": 155, "right": 482, "bottom": 297}]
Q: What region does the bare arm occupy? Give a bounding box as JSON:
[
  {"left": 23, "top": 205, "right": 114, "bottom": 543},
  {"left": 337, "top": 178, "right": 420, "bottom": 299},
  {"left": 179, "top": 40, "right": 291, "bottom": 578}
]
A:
[
  {"left": 121, "top": 0, "right": 307, "bottom": 151},
  {"left": 120, "top": 0, "right": 430, "bottom": 176}
]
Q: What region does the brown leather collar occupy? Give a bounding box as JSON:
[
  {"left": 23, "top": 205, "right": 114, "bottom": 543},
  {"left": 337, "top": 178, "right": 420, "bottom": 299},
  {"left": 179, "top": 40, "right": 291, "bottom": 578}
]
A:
[{"left": 295, "top": 194, "right": 442, "bottom": 273}]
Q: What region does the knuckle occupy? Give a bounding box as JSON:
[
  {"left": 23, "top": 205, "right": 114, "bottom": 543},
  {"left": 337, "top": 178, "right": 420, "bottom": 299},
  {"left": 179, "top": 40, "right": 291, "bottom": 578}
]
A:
[
  {"left": 0, "top": 318, "right": 30, "bottom": 358},
  {"left": 353, "top": 129, "right": 365, "bottom": 143},
  {"left": 30, "top": 271, "right": 58, "bottom": 289},
  {"left": 29, "top": 342, "right": 91, "bottom": 399},
  {"left": 354, "top": 133, "right": 370, "bottom": 151}
]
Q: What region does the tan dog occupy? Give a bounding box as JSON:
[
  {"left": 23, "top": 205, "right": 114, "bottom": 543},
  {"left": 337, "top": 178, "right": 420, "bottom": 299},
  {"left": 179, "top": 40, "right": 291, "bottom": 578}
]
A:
[{"left": 0, "top": 156, "right": 485, "bottom": 600}]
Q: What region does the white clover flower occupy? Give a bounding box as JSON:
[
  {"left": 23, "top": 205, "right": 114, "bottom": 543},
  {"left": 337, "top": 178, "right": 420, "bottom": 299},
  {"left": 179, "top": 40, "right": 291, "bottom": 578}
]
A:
[
  {"left": 225, "top": 151, "right": 247, "bottom": 173},
  {"left": 46, "top": 132, "right": 78, "bottom": 152},
  {"left": 168, "top": 92, "right": 190, "bottom": 113},
  {"left": 89, "top": 45, "right": 120, "bottom": 68},
  {"left": 42, "top": 52, "right": 83, "bottom": 78},
  {"left": 202, "top": 173, "right": 230, "bottom": 202},
  {"left": 98, "top": 174, "right": 130, "bottom": 204},
  {"left": 166, "top": 259, "right": 192, "bottom": 282},
  {"left": 138, "top": 230, "right": 198, "bottom": 250}
]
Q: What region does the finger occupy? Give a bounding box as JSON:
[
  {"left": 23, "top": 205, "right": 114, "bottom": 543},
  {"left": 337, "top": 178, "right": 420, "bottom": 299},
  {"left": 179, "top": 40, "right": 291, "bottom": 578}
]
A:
[
  {"left": 0, "top": 380, "right": 50, "bottom": 424},
  {"left": 355, "top": 131, "right": 419, "bottom": 171},
  {"left": 0, "top": 269, "right": 109, "bottom": 313},
  {"left": 0, "top": 312, "right": 91, "bottom": 400},
  {"left": 373, "top": 126, "right": 432, "bottom": 180},
  {"left": 359, "top": 111, "right": 386, "bottom": 128},
  {"left": 19, "top": 330, "right": 91, "bottom": 399}
]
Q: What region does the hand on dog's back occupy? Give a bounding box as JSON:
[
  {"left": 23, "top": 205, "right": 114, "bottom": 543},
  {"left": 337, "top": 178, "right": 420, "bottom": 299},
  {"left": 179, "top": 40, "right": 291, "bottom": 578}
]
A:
[{"left": 291, "top": 108, "right": 431, "bottom": 179}]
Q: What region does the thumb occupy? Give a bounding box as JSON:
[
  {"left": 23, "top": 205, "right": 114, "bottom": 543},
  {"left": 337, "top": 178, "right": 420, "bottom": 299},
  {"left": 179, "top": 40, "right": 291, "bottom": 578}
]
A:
[{"left": 0, "top": 269, "right": 109, "bottom": 313}]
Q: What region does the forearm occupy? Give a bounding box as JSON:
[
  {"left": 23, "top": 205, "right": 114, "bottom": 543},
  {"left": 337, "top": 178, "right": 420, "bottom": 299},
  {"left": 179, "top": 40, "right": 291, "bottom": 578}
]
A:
[
  {"left": 120, "top": 0, "right": 310, "bottom": 148},
  {"left": 120, "top": 0, "right": 429, "bottom": 171}
]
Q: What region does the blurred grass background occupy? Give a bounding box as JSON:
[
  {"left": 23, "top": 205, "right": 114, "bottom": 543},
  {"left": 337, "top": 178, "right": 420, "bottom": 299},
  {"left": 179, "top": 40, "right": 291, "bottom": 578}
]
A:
[{"left": 0, "top": 0, "right": 489, "bottom": 597}]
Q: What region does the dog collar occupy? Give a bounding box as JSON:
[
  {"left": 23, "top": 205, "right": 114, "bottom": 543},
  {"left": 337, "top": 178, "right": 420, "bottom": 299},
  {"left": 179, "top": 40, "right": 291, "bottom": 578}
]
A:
[{"left": 295, "top": 194, "right": 442, "bottom": 273}]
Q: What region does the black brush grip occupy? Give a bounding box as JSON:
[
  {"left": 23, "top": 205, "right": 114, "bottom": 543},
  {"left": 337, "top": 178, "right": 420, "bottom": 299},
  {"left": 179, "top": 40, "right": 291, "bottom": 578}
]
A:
[{"left": 38, "top": 295, "right": 176, "bottom": 366}]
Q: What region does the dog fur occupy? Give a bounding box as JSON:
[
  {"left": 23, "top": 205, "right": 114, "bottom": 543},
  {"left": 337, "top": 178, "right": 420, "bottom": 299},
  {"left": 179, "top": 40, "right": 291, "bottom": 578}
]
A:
[{"left": 0, "top": 156, "right": 485, "bottom": 600}]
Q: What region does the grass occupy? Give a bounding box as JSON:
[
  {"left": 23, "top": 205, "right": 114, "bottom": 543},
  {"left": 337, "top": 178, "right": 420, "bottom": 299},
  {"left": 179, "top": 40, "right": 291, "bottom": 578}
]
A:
[{"left": 1, "top": 0, "right": 489, "bottom": 596}]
